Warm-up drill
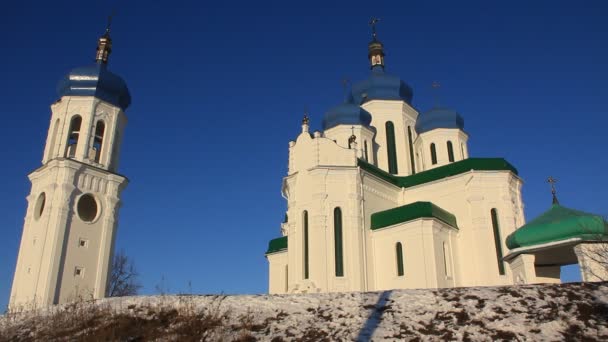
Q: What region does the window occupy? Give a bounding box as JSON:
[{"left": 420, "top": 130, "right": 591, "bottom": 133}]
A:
[
  {"left": 77, "top": 194, "right": 98, "bottom": 222},
  {"left": 443, "top": 242, "right": 452, "bottom": 277},
  {"left": 430, "top": 143, "right": 437, "bottom": 165},
  {"left": 34, "top": 192, "right": 46, "bottom": 220},
  {"left": 93, "top": 120, "right": 105, "bottom": 163},
  {"left": 303, "top": 210, "right": 309, "bottom": 279},
  {"left": 385, "top": 121, "right": 398, "bottom": 174},
  {"left": 285, "top": 265, "right": 289, "bottom": 292},
  {"left": 78, "top": 238, "right": 89, "bottom": 248},
  {"left": 66, "top": 116, "right": 82, "bottom": 158},
  {"left": 334, "top": 207, "right": 344, "bottom": 277},
  {"left": 364, "top": 141, "right": 369, "bottom": 162},
  {"left": 396, "top": 242, "right": 404, "bottom": 276},
  {"left": 491, "top": 209, "right": 506, "bottom": 275},
  {"left": 407, "top": 126, "right": 416, "bottom": 174},
  {"left": 461, "top": 143, "right": 466, "bottom": 159},
  {"left": 447, "top": 141, "right": 455, "bottom": 162},
  {"left": 74, "top": 267, "right": 84, "bottom": 277}
]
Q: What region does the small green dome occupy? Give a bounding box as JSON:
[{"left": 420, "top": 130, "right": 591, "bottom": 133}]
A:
[{"left": 506, "top": 205, "right": 608, "bottom": 249}]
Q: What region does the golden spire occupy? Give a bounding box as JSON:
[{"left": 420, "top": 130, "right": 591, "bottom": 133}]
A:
[
  {"left": 547, "top": 176, "right": 559, "bottom": 205},
  {"left": 96, "top": 15, "right": 113, "bottom": 64},
  {"left": 368, "top": 18, "right": 385, "bottom": 69}
]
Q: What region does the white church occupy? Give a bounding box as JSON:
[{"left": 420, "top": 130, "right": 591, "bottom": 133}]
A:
[
  {"left": 265, "top": 24, "right": 608, "bottom": 293},
  {"left": 7, "top": 21, "right": 607, "bottom": 309}
]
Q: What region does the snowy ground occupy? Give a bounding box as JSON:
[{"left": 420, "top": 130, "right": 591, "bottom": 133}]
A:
[{"left": 1, "top": 282, "right": 607, "bottom": 341}]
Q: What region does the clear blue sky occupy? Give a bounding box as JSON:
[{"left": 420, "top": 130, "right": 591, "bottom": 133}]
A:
[{"left": 1, "top": 0, "right": 607, "bottom": 310}]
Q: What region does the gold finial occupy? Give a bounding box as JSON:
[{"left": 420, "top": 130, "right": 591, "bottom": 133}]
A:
[
  {"left": 547, "top": 176, "right": 559, "bottom": 205},
  {"left": 96, "top": 14, "right": 114, "bottom": 64},
  {"left": 369, "top": 18, "right": 380, "bottom": 40}
]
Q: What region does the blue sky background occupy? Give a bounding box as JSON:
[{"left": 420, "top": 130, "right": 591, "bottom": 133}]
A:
[{"left": 1, "top": 0, "right": 607, "bottom": 310}]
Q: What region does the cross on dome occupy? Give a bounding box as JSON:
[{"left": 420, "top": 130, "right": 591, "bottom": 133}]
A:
[{"left": 547, "top": 176, "right": 559, "bottom": 205}]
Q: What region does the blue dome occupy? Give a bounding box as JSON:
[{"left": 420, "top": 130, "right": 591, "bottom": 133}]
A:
[
  {"left": 57, "top": 63, "right": 131, "bottom": 110},
  {"left": 415, "top": 106, "right": 465, "bottom": 134},
  {"left": 322, "top": 102, "right": 373, "bottom": 130},
  {"left": 350, "top": 66, "right": 413, "bottom": 105}
]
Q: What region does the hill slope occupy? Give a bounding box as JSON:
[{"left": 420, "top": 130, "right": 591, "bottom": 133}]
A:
[{"left": 1, "top": 282, "right": 607, "bottom": 341}]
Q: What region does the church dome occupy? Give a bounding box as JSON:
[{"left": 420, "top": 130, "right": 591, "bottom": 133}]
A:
[
  {"left": 415, "top": 106, "right": 464, "bottom": 134},
  {"left": 322, "top": 102, "right": 372, "bottom": 130},
  {"left": 350, "top": 67, "right": 414, "bottom": 105},
  {"left": 56, "top": 63, "right": 131, "bottom": 110},
  {"left": 506, "top": 204, "right": 608, "bottom": 249}
]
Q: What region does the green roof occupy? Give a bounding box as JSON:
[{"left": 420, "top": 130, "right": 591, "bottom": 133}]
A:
[
  {"left": 506, "top": 205, "right": 608, "bottom": 249},
  {"left": 266, "top": 236, "right": 288, "bottom": 254},
  {"left": 358, "top": 158, "right": 518, "bottom": 189},
  {"left": 370, "top": 201, "right": 458, "bottom": 230}
]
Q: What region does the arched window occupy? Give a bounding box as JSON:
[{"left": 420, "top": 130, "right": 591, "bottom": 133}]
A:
[
  {"left": 407, "top": 126, "right": 416, "bottom": 174},
  {"left": 396, "top": 242, "right": 404, "bottom": 276},
  {"left": 491, "top": 208, "right": 506, "bottom": 275},
  {"left": 443, "top": 242, "right": 451, "bottom": 277},
  {"left": 447, "top": 141, "right": 455, "bottom": 163},
  {"left": 364, "top": 141, "right": 369, "bottom": 162},
  {"left": 93, "top": 120, "right": 105, "bottom": 163},
  {"left": 66, "top": 116, "right": 82, "bottom": 158},
  {"left": 385, "top": 121, "right": 398, "bottom": 174},
  {"left": 303, "top": 210, "right": 309, "bottom": 279},
  {"left": 430, "top": 143, "right": 438, "bottom": 165},
  {"left": 334, "top": 207, "right": 344, "bottom": 277}
]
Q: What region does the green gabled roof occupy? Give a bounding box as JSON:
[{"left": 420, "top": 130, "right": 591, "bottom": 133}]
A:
[
  {"left": 371, "top": 201, "right": 458, "bottom": 230},
  {"left": 357, "top": 158, "right": 518, "bottom": 189},
  {"left": 266, "top": 236, "right": 288, "bottom": 254},
  {"left": 506, "top": 205, "right": 608, "bottom": 249}
]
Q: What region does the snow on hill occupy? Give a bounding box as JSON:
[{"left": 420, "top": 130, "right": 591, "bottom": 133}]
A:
[{"left": 1, "top": 282, "right": 607, "bottom": 341}]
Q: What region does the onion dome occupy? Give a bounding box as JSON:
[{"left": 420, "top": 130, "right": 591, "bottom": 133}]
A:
[
  {"left": 322, "top": 102, "right": 372, "bottom": 131},
  {"left": 56, "top": 27, "right": 131, "bottom": 110},
  {"left": 349, "top": 18, "right": 414, "bottom": 105},
  {"left": 415, "top": 106, "right": 464, "bottom": 134},
  {"left": 506, "top": 204, "right": 608, "bottom": 249},
  {"left": 351, "top": 68, "right": 414, "bottom": 105}
]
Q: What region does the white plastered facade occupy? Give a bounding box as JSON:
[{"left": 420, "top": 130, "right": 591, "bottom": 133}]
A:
[
  {"left": 266, "top": 96, "right": 547, "bottom": 294},
  {"left": 10, "top": 96, "right": 127, "bottom": 308}
]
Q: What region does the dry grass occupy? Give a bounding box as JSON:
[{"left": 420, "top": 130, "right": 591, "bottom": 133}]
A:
[{"left": 0, "top": 295, "right": 262, "bottom": 342}]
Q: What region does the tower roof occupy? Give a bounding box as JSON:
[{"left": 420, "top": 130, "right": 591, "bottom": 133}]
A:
[
  {"left": 506, "top": 204, "right": 608, "bottom": 249},
  {"left": 415, "top": 106, "right": 465, "bottom": 134},
  {"left": 322, "top": 102, "right": 372, "bottom": 130},
  {"left": 56, "top": 25, "right": 131, "bottom": 110},
  {"left": 57, "top": 64, "right": 131, "bottom": 110}
]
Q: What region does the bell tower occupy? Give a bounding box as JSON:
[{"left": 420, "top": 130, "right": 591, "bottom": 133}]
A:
[{"left": 9, "top": 25, "right": 131, "bottom": 308}]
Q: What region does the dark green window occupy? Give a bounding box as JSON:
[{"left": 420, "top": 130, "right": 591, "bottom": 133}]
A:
[
  {"left": 334, "top": 207, "right": 344, "bottom": 277},
  {"left": 396, "top": 242, "right": 404, "bottom": 276},
  {"left": 430, "top": 143, "right": 438, "bottom": 165},
  {"left": 303, "top": 210, "right": 309, "bottom": 279},
  {"left": 447, "top": 141, "right": 454, "bottom": 162},
  {"left": 386, "top": 121, "right": 398, "bottom": 174},
  {"left": 407, "top": 126, "right": 416, "bottom": 174},
  {"left": 364, "top": 141, "right": 369, "bottom": 162},
  {"left": 491, "top": 209, "right": 505, "bottom": 275}
]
